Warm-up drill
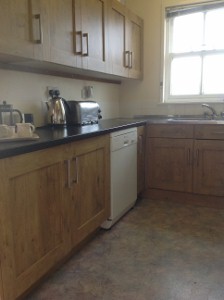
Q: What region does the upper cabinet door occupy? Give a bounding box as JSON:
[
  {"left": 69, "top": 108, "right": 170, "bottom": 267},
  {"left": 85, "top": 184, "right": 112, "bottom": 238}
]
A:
[
  {"left": 108, "top": 0, "right": 143, "bottom": 79},
  {"left": 73, "top": 0, "right": 109, "bottom": 72},
  {"left": 126, "top": 10, "right": 143, "bottom": 79},
  {"left": 0, "top": 0, "right": 44, "bottom": 61},
  {"left": 109, "top": 0, "right": 128, "bottom": 77},
  {"left": 46, "top": 0, "right": 77, "bottom": 67}
]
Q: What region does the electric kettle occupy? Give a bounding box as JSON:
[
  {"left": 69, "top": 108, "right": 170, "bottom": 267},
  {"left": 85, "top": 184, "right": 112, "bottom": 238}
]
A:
[
  {"left": 46, "top": 90, "right": 68, "bottom": 125},
  {"left": 0, "top": 101, "right": 23, "bottom": 125}
]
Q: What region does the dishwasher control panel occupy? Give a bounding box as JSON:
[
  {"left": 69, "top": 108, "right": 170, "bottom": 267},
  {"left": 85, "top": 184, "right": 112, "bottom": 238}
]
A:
[{"left": 110, "top": 127, "right": 137, "bottom": 152}]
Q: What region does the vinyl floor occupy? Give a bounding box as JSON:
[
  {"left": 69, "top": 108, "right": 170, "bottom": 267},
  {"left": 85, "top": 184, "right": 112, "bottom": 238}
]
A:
[{"left": 26, "top": 198, "right": 224, "bottom": 300}]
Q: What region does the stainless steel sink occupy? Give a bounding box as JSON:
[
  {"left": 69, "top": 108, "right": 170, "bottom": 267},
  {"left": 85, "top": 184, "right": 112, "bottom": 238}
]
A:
[{"left": 167, "top": 117, "right": 224, "bottom": 124}]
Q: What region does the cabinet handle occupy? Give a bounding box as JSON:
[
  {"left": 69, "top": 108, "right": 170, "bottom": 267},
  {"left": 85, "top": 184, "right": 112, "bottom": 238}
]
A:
[
  {"left": 33, "top": 14, "right": 42, "bottom": 44},
  {"left": 129, "top": 51, "right": 133, "bottom": 69},
  {"left": 195, "top": 149, "right": 199, "bottom": 167},
  {"left": 125, "top": 51, "right": 130, "bottom": 68},
  {"left": 187, "top": 149, "right": 191, "bottom": 166},
  {"left": 73, "top": 157, "right": 79, "bottom": 184},
  {"left": 82, "top": 33, "right": 89, "bottom": 56},
  {"left": 75, "top": 31, "right": 82, "bottom": 54},
  {"left": 65, "top": 160, "right": 71, "bottom": 189}
]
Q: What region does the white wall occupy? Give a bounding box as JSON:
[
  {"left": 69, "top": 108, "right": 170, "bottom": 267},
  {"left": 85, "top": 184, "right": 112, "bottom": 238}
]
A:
[
  {"left": 0, "top": 69, "right": 120, "bottom": 126},
  {"left": 121, "top": 0, "right": 224, "bottom": 117}
]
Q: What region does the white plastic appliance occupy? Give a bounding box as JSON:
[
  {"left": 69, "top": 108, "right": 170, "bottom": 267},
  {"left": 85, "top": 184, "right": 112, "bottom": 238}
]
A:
[{"left": 101, "top": 127, "right": 137, "bottom": 229}]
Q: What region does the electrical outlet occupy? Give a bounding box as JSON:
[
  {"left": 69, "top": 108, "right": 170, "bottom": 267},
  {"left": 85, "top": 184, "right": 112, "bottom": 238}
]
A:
[{"left": 47, "top": 86, "right": 59, "bottom": 97}]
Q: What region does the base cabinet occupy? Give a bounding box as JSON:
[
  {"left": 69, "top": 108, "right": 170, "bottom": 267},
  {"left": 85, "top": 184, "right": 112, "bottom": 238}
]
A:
[
  {"left": 146, "top": 124, "right": 224, "bottom": 199},
  {"left": 193, "top": 140, "right": 224, "bottom": 196},
  {"left": 67, "top": 136, "right": 110, "bottom": 248},
  {"left": 0, "top": 145, "right": 69, "bottom": 300},
  {"left": 147, "top": 138, "right": 193, "bottom": 193},
  {"left": 0, "top": 135, "right": 110, "bottom": 300}
]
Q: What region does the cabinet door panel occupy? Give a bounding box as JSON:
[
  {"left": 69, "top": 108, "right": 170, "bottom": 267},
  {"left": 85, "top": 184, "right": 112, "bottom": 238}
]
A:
[
  {"left": 127, "top": 11, "right": 143, "bottom": 79},
  {"left": 75, "top": 148, "right": 107, "bottom": 243},
  {"left": 0, "top": 148, "right": 68, "bottom": 299},
  {"left": 11, "top": 164, "right": 63, "bottom": 277},
  {"left": 69, "top": 136, "right": 110, "bottom": 247},
  {"left": 109, "top": 0, "right": 127, "bottom": 76},
  {"left": 81, "top": 0, "right": 108, "bottom": 72},
  {"left": 147, "top": 138, "right": 193, "bottom": 192},
  {"left": 194, "top": 140, "right": 224, "bottom": 196},
  {"left": 0, "top": 0, "right": 43, "bottom": 60},
  {"left": 47, "top": 0, "right": 77, "bottom": 66}
]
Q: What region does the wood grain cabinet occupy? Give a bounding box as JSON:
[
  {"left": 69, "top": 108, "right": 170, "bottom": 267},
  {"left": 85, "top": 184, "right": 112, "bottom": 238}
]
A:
[
  {"left": 0, "top": 0, "right": 44, "bottom": 61},
  {"left": 73, "top": 0, "right": 110, "bottom": 72},
  {"left": 0, "top": 0, "right": 77, "bottom": 66},
  {"left": 0, "top": 0, "right": 143, "bottom": 79},
  {"left": 146, "top": 124, "right": 224, "bottom": 198},
  {"left": 147, "top": 137, "right": 193, "bottom": 193},
  {"left": 46, "top": 0, "right": 78, "bottom": 67},
  {"left": 193, "top": 125, "right": 224, "bottom": 196},
  {"left": 0, "top": 135, "right": 110, "bottom": 300},
  {"left": 108, "top": 0, "right": 143, "bottom": 79},
  {"left": 65, "top": 135, "right": 110, "bottom": 248},
  {"left": 0, "top": 144, "right": 70, "bottom": 300}
]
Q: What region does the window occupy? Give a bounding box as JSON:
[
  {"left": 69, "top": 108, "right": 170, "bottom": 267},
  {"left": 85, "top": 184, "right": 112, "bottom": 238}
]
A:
[{"left": 163, "top": 1, "right": 224, "bottom": 103}]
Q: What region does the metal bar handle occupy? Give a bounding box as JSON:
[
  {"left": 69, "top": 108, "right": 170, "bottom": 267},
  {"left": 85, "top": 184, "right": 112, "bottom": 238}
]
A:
[
  {"left": 124, "top": 51, "right": 130, "bottom": 68},
  {"left": 65, "top": 160, "right": 71, "bottom": 188},
  {"left": 73, "top": 157, "right": 79, "bottom": 184},
  {"left": 82, "top": 33, "right": 89, "bottom": 56},
  {"left": 129, "top": 51, "right": 133, "bottom": 69},
  {"left": 75, "top": 31, "right": 82, "bottom": 54},
  {"left": 187, "top": 148, "right": 191, "bottom": 166},
  {"left": 34, "top": 14, "right": 42, "bottom": 44},
  {"left": 195, "top": 149, "right": 199, "bottom": 167}
]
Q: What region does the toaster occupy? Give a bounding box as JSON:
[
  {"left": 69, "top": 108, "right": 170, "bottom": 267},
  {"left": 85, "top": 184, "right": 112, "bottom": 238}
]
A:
[{"left": 66, "top": 100, "right": 102, "bottom": 125}]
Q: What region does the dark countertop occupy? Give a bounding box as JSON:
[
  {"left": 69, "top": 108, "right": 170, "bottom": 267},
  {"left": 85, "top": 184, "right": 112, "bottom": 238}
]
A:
[{"left": 0, "top": 118, "right": 147, "bottom": 159}]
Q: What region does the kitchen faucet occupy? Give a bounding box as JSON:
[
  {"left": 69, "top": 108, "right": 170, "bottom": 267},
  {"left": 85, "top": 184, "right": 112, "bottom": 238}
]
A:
[{"left": 201, "top": 103, "right": 218, "bottom": 119}]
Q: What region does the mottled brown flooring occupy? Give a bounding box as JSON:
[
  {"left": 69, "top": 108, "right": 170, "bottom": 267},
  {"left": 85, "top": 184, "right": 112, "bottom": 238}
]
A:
[{"left": 26, "top": 198, "right": 224, "bottom": 300}]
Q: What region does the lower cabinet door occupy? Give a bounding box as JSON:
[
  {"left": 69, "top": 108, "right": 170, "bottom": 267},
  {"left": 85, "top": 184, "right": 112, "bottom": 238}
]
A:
[
  {"left": 0, "top": 147, "right": 68, "bottom": 300},
  {"left": 70, "top": 136, "right": 110, "bottom": 247},
  {"left": 193, "top": 140, "right": 224, "bottom": 196},
  {"left": 147, "top": 138, "right": 193, "bottom": 192}
]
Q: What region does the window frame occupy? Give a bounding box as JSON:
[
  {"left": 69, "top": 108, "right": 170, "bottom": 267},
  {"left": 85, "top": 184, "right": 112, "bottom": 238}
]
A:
[{"left": 161, "top": 0, "right": 224, "bottom": 104}]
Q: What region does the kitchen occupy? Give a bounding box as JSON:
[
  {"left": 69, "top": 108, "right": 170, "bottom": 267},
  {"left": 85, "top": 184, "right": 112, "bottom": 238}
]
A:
[{"left": 1, "top": 0, "right": 224, "bottom": 299}]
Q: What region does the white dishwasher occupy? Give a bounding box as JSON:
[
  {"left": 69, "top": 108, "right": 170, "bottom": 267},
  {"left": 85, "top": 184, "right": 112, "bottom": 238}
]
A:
[{"left": 101, "top": 127, "right": 137, "bottom": 229}]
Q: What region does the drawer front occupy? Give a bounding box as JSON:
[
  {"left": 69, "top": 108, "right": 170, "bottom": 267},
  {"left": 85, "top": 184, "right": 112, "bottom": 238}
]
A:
[
  {"left": 147, "top": 124, "right": 194, "bottom": 138},
  {"left": 195, "top": 125, "right": 224, "bottom": 139}
]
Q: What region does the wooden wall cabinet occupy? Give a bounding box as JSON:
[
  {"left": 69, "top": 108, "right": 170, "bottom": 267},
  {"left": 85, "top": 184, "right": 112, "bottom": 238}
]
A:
[
  {"left": 146, "top": 124, "right": 224, "bottom": 198},
  {"left": 109, "top": 0, "right": 143, "bottom": 79},
  {"left": 137, "top": 126, "right": 146, "bottom": 195},
  {"left": 0, "top": 135, "right": 110, "bottom": 300},
  {"left": 0, "top": 0, "right": 44, "bottom": 61},
  {"left": 0, "top": 0, "right": 143, "bottom": 79},
  {"left": 46, "top": 0, "right": 78, "bottom": 67},
  {"left": 73, "top": 0, "right": 110, "bottom": 73}
]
